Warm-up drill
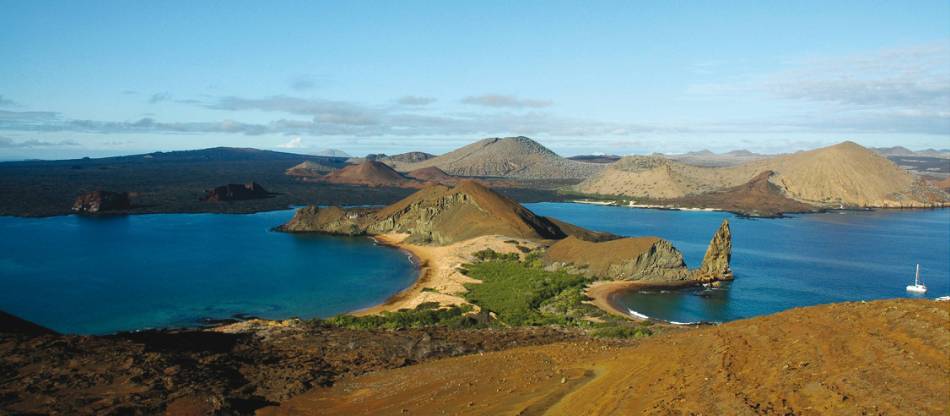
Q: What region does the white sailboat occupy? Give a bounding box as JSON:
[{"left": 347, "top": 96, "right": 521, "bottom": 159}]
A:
[{"left": 906, "top": 264, "right": 927, "bottom": 294}]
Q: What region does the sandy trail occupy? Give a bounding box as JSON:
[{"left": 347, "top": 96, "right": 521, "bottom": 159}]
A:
[{"left": 261, "top": 299, "right": 950, "bottom": 415}]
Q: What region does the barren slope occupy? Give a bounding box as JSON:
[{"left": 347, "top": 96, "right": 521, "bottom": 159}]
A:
[
  {"left": 263, "top": 299, "right": 950, "bottom": 415},
  {"left": 402, "top": 136, "right": 604, "bottom": 179},
  {"left": 318, "top": 160, "right": 422, "bottom": 187},
  {"left": 577, "top": 141, "right": 947, "bottom": 208}
]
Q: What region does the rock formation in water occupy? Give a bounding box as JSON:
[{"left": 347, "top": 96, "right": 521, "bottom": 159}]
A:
[
  {"left": 691, "top": 219, "right": 733, "bottom": 282},
  {"left": 203, "top": 182, "right": 272, "bottom": 202},
  {"left": 279, "top": 180, "right": 570, "bottom": 245},
  {"left": 278, "top": 206, "right": 370, "bottom": 235},
  {"left": 543, "top": 236, "right": 690, "bottom": 281},
  {"left": 543, "top": 219, "right": 733, "bottom": 283},
  {"left": 71, "top": 190, "right": 132, "bottom": 213}
]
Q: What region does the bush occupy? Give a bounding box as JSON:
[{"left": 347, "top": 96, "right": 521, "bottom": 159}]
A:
[
  {"left": 326, "top": 303, "right": 479, "bottom": 330},
  {"left": 462, "top": 260, "right": 588, "bottom": 326},
  {"left": 472, "top": 248, "right": 519, "bottom": 262}
]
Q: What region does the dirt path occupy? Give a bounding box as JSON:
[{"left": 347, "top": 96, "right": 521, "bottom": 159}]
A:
[{"left": 260, "top": 299, "right": 950, "bottom": 415}]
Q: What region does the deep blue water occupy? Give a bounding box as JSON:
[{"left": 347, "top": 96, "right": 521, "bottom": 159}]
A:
[
  {"left": 0, "top": 210, "right": 416, "bottom": 334},
  {"left": 525, "top": 203, "right": 950, "bottom": 323}
]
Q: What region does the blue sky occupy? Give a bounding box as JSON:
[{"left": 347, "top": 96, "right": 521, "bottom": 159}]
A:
[{"left": 1, "top": 1, "right": 948, "bottom": 160}]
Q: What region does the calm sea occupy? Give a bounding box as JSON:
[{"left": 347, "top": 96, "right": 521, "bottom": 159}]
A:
[
  {"left": 525, "top": 203, "right": 950, "bottom": 323},
  {"left": 0, "top": 210, "right": 416, "bottom": 334}
]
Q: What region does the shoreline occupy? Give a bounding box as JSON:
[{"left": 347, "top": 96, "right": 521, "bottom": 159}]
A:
[
  {"left": 586, "top": 280, "right": 699, "bottom": 322},
  {"left": 351, "top": 234, "right": 435, "bottom": 316},
  {"left": 350, "top": 234, "right": 542, "bottom": 316}
]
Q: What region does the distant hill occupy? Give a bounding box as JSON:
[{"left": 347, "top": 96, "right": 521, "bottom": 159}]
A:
[
  {"left": 663, "top": 149, "right": 770, "bottom": 167},
  {"left": 873, "top": 146, "right": 950, "bottom": 159},
  {"left": 671, "top": 171, "right": 820, "bottom": 217},
  {"left": 285, "top": 160, "right": 339, "bottom": 177},
  {"left": 318, "top": 160, "right": 421, "bottom": 188},
  {"left": 406, "top": 166, "right": 456, "bottom": 184},
  {"left": 567, "top": 154, "right": 622, "bottom": 164},
  {"left": 577, "top": 141, "right": 948, "bottom": 208},
  {"left": 400, "top": 136, "right": 604, "bottom": 179},
  {"left": 313, "top": 149, "right": 351, "bottom": 158}
]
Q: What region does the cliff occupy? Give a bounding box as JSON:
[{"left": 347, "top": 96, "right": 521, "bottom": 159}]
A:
[
  {"left": 543, "top": 219, "right": 733, "bottom": 283},
  {"left": 691, "top": 219, "right": 733, "bottom": 282},
  {"left": 543, "top": 236, "right": 690, "bottom": 281},
  {"left": 71, "top": 190, "right": 131, "bottom": 213}
]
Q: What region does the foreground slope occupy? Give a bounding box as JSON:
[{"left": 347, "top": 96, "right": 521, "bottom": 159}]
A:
[
  {"left": 401, "top": 136, "right": 604, "bottom": 179},
  {"left": 577, "top": 141, "right": 948, "bottom": 208},
  {"left": 263, "top": 298, "right": 950, "bottom": 415}
]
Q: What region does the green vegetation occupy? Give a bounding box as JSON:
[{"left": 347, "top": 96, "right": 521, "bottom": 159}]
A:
[
  {"left": 326, "top": 302, "right": 485, "bottom": 330},
  {"left": 472, "top": 248, "right": 519, "bottom": 262},
  {"left": 463, "top": 260, "right": 590, "bottom": 326},
  {"left": 326, "top": 247, "right": 652, "bottom": 339}
]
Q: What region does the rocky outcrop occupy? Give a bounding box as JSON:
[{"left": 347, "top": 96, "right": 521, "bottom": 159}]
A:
[
  {"left": 72, "top": 190, "right": 131, "bottom": 213},
  {"left": 543, "top": 236, "right": 690, "bottom": 281},
  {"left": 278, "top": 181, "right": 569, "bottom": 245},
  {"left": 691, "top": 219, "right": 733, "bottom": 282},
  {"left": 203, "top": 182, "right": 271, "bottom": 202},
  {"left": 543, "top": 219, "right": 733, "bottom": 284},
  {"left": 277, "top": 206, "right": 371, "bottom": 236}
]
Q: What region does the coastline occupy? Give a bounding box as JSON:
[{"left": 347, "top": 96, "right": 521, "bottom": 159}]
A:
[
  {"left": 352, "top": 233, "right": 439, "bottom": 316},
  {"left": 350, "top": 234, "right": 542, "bottom": 316},
  {"left": 586, "top": 279, "right": 698, "bottom": 321}
]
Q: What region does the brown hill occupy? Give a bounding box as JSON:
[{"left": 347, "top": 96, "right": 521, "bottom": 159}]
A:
[
  {"left": 577, "top": 141, "right": 949, "bottom": 208},
  {"left": 401, "top": 136, "right": 604, "bottom": 179},
  {"left": 281, "top": 180, "right": 571, "bottom": 245},
  {"left": 318, "top": 160, "right": 422, "bottom": 188},
  {"left": 263, "top": 299, "right": 950, "bottom": 415},
  {"left": 406, "top": 166, "right": 456, "bottom": 184},
  {"left": 934, "top": 176, "right": 950, "bottom": 191},
  {"left": 285, "top": 160, "right": 337, "bottom": 177},
  {"left": 575, "top": 155, "right": 743, "bottom": 199},
  {"left": 672, "top": 170, "right": 820, "bottom": 217}
]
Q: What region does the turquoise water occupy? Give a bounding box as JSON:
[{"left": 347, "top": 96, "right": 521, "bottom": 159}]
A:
[
  {"left": 0, "top": 210, "right": 416, "bottom": 334},
  {"left": 525, "top": 203, "right": 950, "bottom": 323}
]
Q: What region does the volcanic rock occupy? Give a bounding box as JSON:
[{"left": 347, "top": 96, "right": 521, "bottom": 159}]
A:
[
  {"left": 71, "top": 190, "right": 131, "bottom": 213},
  {"left": 692, "top": 219, "right": 733, "bottom": 282},
  {"left": 203, "top": 182, "right": 272, "bottom": 202},
  {"left": 319, "top": 160, "right": 422, "bottom": 188},
  {"left": 543, "top": 236, "right": 690, "bottom": 281},
  {"left": 280, "top": 180, "right": 569, "bottom": 245}
]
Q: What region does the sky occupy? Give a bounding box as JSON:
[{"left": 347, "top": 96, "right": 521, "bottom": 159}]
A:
[{"left": 1, "top": 0, "right": 948, "bottom": 160}]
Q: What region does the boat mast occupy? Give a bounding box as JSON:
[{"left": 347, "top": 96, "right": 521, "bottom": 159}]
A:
[{"left": 915, "top": 264, "right": 920, "bottom": 286}]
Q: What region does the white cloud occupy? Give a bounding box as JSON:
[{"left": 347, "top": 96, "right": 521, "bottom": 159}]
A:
[{"left": 277, "top": 136, "right": 305, "bottom": 149}]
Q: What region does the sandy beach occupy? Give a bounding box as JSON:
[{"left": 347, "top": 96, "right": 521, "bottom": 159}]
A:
[
  {"left": 586, "top": 279, "right": 699, "bottom": 321},
  {"left": 353, "top": 233, "right": 542, "bottom": 316}
]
